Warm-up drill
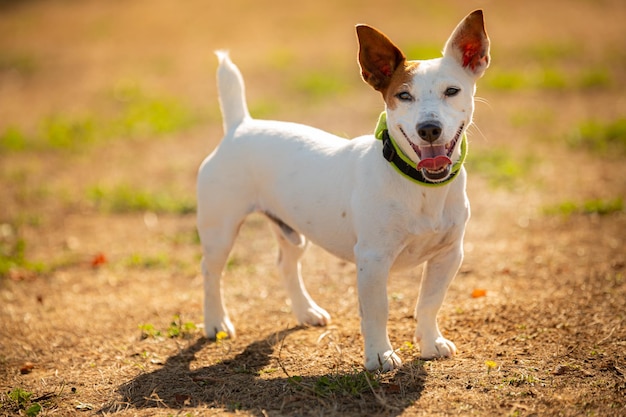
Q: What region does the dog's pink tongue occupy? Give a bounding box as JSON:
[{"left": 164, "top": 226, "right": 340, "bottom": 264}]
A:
[
  {"left": 416, "top": 145, "right": 452, "bottom": 171},
  {"left": 417, "top": 156, "right": 452, "bottom": 171}
]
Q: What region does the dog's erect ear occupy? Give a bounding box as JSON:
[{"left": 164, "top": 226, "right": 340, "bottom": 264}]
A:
[
  {"left": 443, "top": 9, "right": 490, "bottom": 79},
  {"left": 356, "top": 25, "right": 406, "bottom": 92}
]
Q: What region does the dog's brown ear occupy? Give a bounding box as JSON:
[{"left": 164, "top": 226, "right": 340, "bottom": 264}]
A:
[
  {"left": 443, "top": 10, "right": 490, "bottom": 78},
  {"left": 356, "top": 25, "right": 406, "bottom": 92}
]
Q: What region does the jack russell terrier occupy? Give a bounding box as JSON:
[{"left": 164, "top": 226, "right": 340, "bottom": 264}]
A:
[{"left": 197, "top": 10, "right": 490, "bottom": 371}]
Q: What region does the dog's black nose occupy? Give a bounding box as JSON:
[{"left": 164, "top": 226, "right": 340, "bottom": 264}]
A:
[{"left": 417, "top": 122, "right": 442, "bottom": 143}]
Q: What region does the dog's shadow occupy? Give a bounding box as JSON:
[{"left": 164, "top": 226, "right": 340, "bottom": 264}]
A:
[{"left": 103, "top": 327, "right": 425, "bottom": 416}]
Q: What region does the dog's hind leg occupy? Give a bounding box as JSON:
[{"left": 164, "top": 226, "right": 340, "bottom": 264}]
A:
[
  {"left": 267, "top": 216, "right": 331, "bottom": 327},
  {"left": 198, "top": 220, "right": 241, "bottom": 340}
]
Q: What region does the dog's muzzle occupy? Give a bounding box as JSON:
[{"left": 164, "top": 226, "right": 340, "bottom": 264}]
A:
[{"left": 413, "top": 124, "right": 464, "bottom": 182}]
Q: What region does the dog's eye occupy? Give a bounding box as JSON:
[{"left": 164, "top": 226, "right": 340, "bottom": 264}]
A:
[
  {"left": 444, "top": 87, "right": 460, "bottom": 97},
  {"left": 396, "top": 92, "right": 414, "bottom": 102}
]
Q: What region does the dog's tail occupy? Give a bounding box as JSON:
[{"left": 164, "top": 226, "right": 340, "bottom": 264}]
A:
[{"left": 215, "top": 50, "right": 251, "bottom": 133}]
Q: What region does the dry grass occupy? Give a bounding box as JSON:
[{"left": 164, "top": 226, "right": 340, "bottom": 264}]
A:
[{"left": 1, "top": 0, "right": 625, "bottom": 416}]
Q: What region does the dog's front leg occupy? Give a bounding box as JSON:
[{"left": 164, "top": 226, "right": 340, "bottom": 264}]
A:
[
  {"left": 355, "top": 250, "right": 401, "bottom": 371},
  {"left": 414, "top": 244, "right": 463, "bottom": 359}
]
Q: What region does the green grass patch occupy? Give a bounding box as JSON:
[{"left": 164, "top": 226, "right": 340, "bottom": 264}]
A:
[
  {"left": 484, "top": 69, "right": 528, "bottom": 91},
  {"left": 485, "top": 68, "right": 568, "bottom": 91},
  {"left": 167, "top": 314, "right": 198, "bottom": 339},
  {"left": 1, "top": 114, "right": 104, "bottom": 152},
  {"left": 0, "top": 86, "right": 201, "bottom": 153},
  {"left": 484, "top": 67, "right": 613, "bottom": 92},
  {"left": 292, "top": 70, "right": 349, "bottom": 100},
  {"left": 225, "top": 254, "right": 242, "bottom": 271},
  {"left": 403, "top": 43, "right": 442, "bottom": 60},
  {"left": 578, "top": 68, "right": 613, "bottom": 90},
  {"left": 523, "top": 41, "right": 578, "bottom": 64},
  {"left": 0, "top": 53, "right": 38, "bottom": 76},
  {"left": 87, "top": 184, "right": 195, "bottom": 214},
  {"left": 502, "top": 372, "right": 542, "bottom": 387},
  {"left": 138, "top": 323, "right": 162, "bottom": 339},
  {"left": 0, "top": 126, "right": 29, "bottom": 151},
  {"left": 249, "top": 99, "right": 281, "bottom": 119},
  {"left": 466, "top": 148, "right": 538, "bottom": 189},
  {"left": 3, "top": 387, "right": 42, "bottom": 416},
  {"left": 567, "top": 118, "right": 626, "bottom": 155},
  {"left": 111, "top": 89, "right": 198, "bottom": 138},
  {"left": 0, "top": 224, "right": 48, "bottom": 279},
  {"left": 536, "top": 68, "right": 567, "bottom": 90},
  {"left": 510, "top": 108, "right": 555, "bottom": 128},
  {"left": 289, "top": 370, "right": 380, "bottom": 399},
  {"left": 122, "top": 251, "right": 195, "bottom": 277},
  {"left": 1, "top": 385, "right": 70, "bottom": 415},
  {"left": 139, "top": 315, "right": 198, "bottom": 340},
  {"left": 266, "top": 48, "right": 297, "bottom": 71},
  {"left": 124, "top": 253, "right": 171, "bottom": 269},
  {"left": 313, "top": 371, "right": 378, "bottom": 397},
  {"left": 39, "top": 114, "right": 99, "bottom": 150},
  {"left": 543, "top": 197, "right": 623, "bottom": 216}
]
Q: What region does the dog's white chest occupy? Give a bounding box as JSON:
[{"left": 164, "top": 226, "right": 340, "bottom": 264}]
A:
[
  {"left": 390, "top": 198, "right": 467, "bottom": 270},
  {"left": 395, "top": 227, "right": 459, "bottom": 269}
]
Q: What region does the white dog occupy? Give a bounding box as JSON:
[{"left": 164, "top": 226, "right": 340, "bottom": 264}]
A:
[{"left": 197, "top": 10, "right": 489, "bottom": 371}]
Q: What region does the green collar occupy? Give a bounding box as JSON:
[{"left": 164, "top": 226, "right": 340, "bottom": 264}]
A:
[{"left": 374, "top": 112, "right": 467, "bottom": 187}]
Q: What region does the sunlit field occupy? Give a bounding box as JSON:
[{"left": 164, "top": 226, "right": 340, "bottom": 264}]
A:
[{"left": 1, "top": 0, "right": 624, "bottom": 415}]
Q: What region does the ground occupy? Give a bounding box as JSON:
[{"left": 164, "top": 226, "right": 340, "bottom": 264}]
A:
[{"left": 0, "top": 0, "right": 625, "bottom": 416}]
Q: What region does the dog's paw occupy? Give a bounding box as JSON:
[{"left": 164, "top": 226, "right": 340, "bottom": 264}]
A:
[
  {"left": 365, "top": 350, "right": 402, "bottom": 372},
  {"left": 418, "top": 336, "right": 457, "bottom": 359},
  {"left": 294, "top": 304, "right": 331, "bottom": 327},
  {"left": 204, "top": 316, "right": 236, "bottom": 340}
]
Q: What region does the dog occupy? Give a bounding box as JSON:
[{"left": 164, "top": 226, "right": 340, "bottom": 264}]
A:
[{"left": 197, "top": 10, "right": 490, "bottom": 371}]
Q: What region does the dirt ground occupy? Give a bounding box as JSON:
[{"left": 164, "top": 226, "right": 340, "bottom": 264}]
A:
[{"left": 1, "top": 0, "right": 625, "bottom": 416}]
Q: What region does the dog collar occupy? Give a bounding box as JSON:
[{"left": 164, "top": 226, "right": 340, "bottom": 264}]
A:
[{"left": 374, "top": 112, "right": 467, "bottom": 187}]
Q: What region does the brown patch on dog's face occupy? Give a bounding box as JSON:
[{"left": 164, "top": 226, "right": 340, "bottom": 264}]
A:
[{"left": 382, "top": 61, "right": 420, "bottom": 110}]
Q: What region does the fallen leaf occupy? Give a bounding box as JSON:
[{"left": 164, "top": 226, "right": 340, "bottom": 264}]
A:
[
  {"left": 471, "top": 289, "right": 487, "bottom": 298},
  {"left": 385, "top": 383, "right": 401, "bottom": 393},
  {"left": 175, "top": 393, "right": 192, "bottom": 405},
  {"left": 20, "top": 362, "right": 35, "bottom": 374},
  {"left": 9, "top": 268, "right": 35, "bottom": 281},
  {"left": 91, "top": 253, "right": 107, "bottom": 268}
]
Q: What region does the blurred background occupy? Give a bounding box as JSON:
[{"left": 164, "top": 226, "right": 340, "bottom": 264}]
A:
[{"left": 1, "top": 0, "right": 624, "bottom": 138}]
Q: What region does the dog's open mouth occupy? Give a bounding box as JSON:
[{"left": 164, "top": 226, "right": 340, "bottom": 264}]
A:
[{"left": 402, "top": 124, "right": 464, "bottom": 182}]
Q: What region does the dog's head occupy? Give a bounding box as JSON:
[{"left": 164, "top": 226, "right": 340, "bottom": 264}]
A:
[{"left": 357, "top": 10, "right": 490, "bottom": 183}]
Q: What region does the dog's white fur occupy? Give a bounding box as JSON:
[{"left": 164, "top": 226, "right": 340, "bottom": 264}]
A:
[{"left": 197, "top": 10, "right": 489, "bottom": 371}]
